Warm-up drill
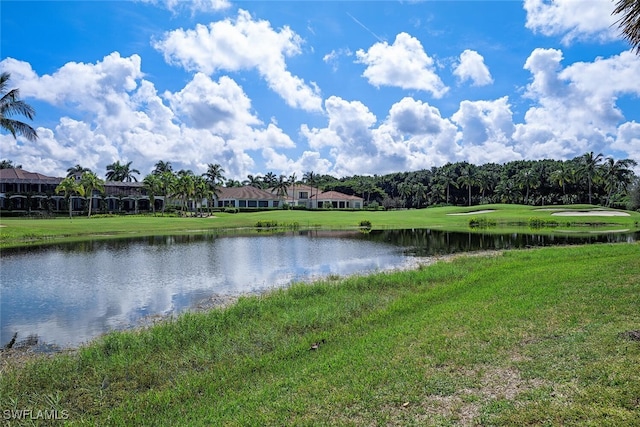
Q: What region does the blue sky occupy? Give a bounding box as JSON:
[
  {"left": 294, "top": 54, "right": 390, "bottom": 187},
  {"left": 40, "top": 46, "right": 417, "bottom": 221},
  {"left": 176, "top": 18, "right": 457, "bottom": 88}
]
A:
[{"left": 1, "top": 0, "right": 639, "bottom": 180}]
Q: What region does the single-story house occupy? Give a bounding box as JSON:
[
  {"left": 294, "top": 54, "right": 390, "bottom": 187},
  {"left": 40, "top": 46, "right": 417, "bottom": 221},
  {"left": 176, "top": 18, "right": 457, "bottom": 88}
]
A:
[
  {"left": 213, "top": 186, "right": 282, "bottom": 208},
  {"left": 282, "top": 184, "right": 364, "bottom": 209}
]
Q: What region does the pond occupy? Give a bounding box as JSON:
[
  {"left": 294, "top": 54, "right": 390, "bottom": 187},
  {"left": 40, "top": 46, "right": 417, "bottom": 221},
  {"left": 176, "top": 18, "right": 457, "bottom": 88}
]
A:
[{"left": 1, "top": 229, "right": 638, "bottom": 349}]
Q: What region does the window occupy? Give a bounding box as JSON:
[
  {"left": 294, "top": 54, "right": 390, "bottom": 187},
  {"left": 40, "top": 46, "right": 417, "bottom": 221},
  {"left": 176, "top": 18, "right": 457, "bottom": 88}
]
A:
[
  {"left": 258, "top": 200, "right": 268, "bottom": 208},
  {"left": 299, "top": 191, "right": 309, "bottom": 199},
  {"left": 239, "top": 200, "right": 247, "bottom": 208},
  {"left": 248, "top": 200, "right": 257, "bottom": 208}
]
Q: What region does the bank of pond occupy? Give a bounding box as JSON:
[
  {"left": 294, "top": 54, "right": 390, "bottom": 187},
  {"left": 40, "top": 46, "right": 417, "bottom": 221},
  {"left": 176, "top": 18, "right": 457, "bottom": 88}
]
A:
[{"left": 1, "top": 228, "right": 638, "bottom": 350}]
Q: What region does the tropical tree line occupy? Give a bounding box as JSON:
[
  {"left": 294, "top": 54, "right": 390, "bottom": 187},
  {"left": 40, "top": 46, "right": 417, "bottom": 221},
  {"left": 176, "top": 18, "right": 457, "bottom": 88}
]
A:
[{"left": 312, "top": 153, "right": 638, "bottom": 211}]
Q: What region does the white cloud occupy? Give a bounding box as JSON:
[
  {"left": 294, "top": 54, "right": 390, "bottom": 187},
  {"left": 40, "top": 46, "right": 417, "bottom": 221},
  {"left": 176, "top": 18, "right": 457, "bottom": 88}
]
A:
[
  {"left": 0, "top": 55, "right": 296, "bottom": 180},
  {"left": 138, "top": 0, "right": 231, "bottom": 13},
  {"left": 355, "top": 32, "right": 448, "bottom": 97},
  {"left": 453, "top": 49, "right": 493, "bottom": 86},
  {"left": 154, "top": 9, "right": 323, "bottom": 111},
  {"left": 523, "top": 0, "right": 618, "bottom": 44},
  {"left": 515, "top": 48, "right": 640, "bottom": 159}
]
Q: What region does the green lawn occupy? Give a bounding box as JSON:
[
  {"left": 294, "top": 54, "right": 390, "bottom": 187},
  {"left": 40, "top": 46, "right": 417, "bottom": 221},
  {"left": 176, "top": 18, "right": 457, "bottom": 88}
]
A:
[
  {"left": 2, "top": 204, "right": 639, "bottom": 248},
  {"left": 1, "top": 243, "right": 639, "bottom": 425}
]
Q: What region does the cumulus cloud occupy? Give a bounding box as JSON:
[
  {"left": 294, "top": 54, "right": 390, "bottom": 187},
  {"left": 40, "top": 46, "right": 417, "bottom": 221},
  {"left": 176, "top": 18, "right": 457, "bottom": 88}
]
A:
[
  {"left": 0, "top": 55, "right": 295, "bottom": 180},
  {"left": 523, "top": 0, "right": 618, "bottom": 44},
  {"left": 453, "top": 49, "right": 493, "bottom": 86},
  {"left": 355, "top": 32, "right": 448, "bottom": 97},
  {"left": 154, "top": 9, "right": 323, "bottom": 111},
  {"left": 515, "top": 48, "right": 640, "bottom": 159}
]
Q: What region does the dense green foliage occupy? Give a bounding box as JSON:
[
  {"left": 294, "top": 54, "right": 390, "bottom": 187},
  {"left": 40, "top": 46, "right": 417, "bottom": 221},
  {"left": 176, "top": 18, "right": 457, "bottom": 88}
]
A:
[{"left": 1, "top": 244, "right": 638, "bottom": 425}]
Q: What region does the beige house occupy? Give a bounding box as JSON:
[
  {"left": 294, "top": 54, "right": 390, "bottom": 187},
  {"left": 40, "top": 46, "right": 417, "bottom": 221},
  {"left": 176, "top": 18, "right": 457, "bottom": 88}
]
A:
[{"left": 284, "top": 184, "right": 364, "bottom": 209}]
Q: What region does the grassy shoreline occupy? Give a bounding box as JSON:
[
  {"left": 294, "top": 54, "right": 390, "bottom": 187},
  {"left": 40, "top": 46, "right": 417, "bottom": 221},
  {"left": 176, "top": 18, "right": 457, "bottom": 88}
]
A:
[
  {"left": 1, "top": 243, "right": 639, "bottom": 425},
  {"left": 1, "top": 204, "right": 639, "bottom": 249}
]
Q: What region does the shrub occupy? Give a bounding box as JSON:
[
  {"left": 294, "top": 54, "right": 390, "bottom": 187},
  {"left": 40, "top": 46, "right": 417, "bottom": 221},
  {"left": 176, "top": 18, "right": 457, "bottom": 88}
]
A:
[
  {"left": 468, "top": 217, "right": 496, "bottom": 229},
  {"left": 359, "top": 220, "right": 372, "bottom": 230},
  {"left": 528, "top": 217, "right": 559, "bottom": 229}
]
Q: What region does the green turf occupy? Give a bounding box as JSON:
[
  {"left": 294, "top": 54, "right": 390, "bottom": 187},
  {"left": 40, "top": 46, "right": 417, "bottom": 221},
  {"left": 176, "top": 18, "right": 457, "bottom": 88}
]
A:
[{"left": 1, "top": 243, "right": 639, "bottom": 425}]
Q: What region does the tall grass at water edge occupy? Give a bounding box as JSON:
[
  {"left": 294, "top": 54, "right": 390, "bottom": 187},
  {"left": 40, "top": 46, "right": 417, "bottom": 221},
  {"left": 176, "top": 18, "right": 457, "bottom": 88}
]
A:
[{"left": 1, "top": 243, "right": 639, "bottom": 425}]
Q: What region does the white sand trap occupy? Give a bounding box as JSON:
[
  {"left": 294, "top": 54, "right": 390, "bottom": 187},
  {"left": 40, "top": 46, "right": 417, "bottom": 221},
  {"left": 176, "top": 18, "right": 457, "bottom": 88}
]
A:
[
  {"left": 447, "top": 210, "right": 496, "bottom": 216},
  {"left": 551, "top": 211, "right": 630, "bottom": 217}
]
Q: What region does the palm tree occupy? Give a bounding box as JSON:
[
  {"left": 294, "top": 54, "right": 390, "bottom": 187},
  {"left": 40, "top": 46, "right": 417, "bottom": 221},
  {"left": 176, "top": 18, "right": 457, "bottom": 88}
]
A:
[
  {"left": 263, "top": 172, "right": 277, "bottom": 188},
  {"left": 158, "top": 171, "right": 176, "bottom": 216},
  {"left": 143, "top": 174, "right": 162, "bottom": 215},
  {"left": 288, "top": 173, "right": 297, "bottom": 205},
  {"left": 80, "top": 171, "right": 104, "bottom": 217},
  {"left": 243, "top": 174, "right": 264, "bottom": 188},
  {"left": 495, "top": 179, "right": 521, "bottom": 204},
  {"left": 203, "top": 163, "right": 225, "bottom": 208},
  {"left": 174, "top": 170, "right": 195, "bottom": 214},
  {"left": 602, "top": 157, "right": 638, "bottom": 206},
  {"left": 613, "top": 0, "right": 640, "bottom": 54},
  {"left": 203, "top": 163, "right": 226, "bottom": 186},
  {"left": 0, "top": 72, "right": 38, "bottom": 142},
  {"left": 272, "top": 175, "right": 289, "bottom": 207},
  {"left": 152, "top": 160, "right": 173, "bottom": 176},
  {"left": 66, "top": 164, "right": 91, "bottom": 178},
  {"left": 549, "top": 162, "right": 575, "bottom": 196},
  {"left": 434, "top": 165, "right": 459, "bottom": 205},
  {"left": 412, "top": 183, "right": 428, "bottom": 208},
  {"left": 225, "top": 179, "right": 242, "bottom": 187},
  {"left": 55, "top": 177, "right": 85, "bottom": 219},
  {"left": 516, "top": 168, "right": 540, "bottom": 205},
  {"left": 193, "top": 175, "right": 211, "bottom": 216},
  {"left": 580, "top": 152, "right": 604, "bottom": 204},
  {"left": 303, "top": 171, "right": 317, "bottom": 208},
  {"left": 457, "top": 164, "right": 478, "bottom": 206},
  {"left": 105, "top": 160, "right": 140, "bottom": 182}
]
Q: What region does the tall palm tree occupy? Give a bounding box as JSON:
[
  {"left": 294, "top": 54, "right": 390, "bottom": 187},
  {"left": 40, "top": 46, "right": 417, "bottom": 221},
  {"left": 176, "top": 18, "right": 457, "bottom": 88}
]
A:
[
  {"left": 0, "top": 72, "right": 38, "bottom": 142},
  {"left": 143, "top": 174, "right": 162, "bottom": 215},
  {"left": 457, "top": 164, "right": 478, "bottom": 206},
  {"left": 243, "top": 174, "right": 264, "bottom": 188},
  {"left": 580, "top": 152, "right": 604, "bottom": 204},
  {"left": 55, "top": 177, "right": 85, "bottom": 219},
  {"left": 303, "top": 171, "right": 317, "bottom": 208},
  {"left": 516, "top": 168, "right": 540, "bottom": 205},
  {"left": 80, "top": 171, "right": 104, "bottom": 217},
  {"left": 602, "top": 157, "right": 638, "bottom": 206},
  {"left": 158, "top": 170, "right": 176, "bottom": 216},
  {"left": 152, "top": 160, "right": 173, "bottom": 176},
  {"left": 66, "top": 164, "right": 91, "bottom": 178},
  {"left": 613, "top": 0, "right": 640, "bottom": 54},
  {"left": 549, "top": 162, "right": 575, "bottom": 196},
  {"left": 174, "top": 170, "right": 195, "bottom": 214},
  {"left": 203, "top": 163, "right": 226, "bottom": 186},
  {"left": 105, "top": 160, "right": 140, "bottom": 182},
  {"left": 203, "top": 163, "right": 225, "bottom": 208},
  {"left": 435, "top": 165, "right": 459, "bottom": 205},
  {"left": 272, "top": 175, "right": 289, "bottom": 207},
  {"left": 193, "top": 175, "right": 211, "bottom": 216},
  {"left": 288, "top": 173, "right": 297, "bottom": 205},
  {"left": 263, "top": 172, "right": 277, "bottom": 188}
]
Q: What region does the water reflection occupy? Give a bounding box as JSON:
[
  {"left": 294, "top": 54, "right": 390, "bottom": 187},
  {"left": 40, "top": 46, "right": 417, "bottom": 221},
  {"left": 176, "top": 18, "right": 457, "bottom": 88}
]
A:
[{"left": 1, "top": 229, "right": 637, "bottom": 349}]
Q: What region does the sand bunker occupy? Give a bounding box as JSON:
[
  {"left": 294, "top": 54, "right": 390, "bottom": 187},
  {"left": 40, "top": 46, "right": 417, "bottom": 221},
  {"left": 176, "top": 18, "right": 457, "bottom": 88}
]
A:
[
  {"left": 447, "top": 210, "right": 496, "bottom": 216},
  {"left": 551, "top": 211, "right": 630, "bottom": 217}
]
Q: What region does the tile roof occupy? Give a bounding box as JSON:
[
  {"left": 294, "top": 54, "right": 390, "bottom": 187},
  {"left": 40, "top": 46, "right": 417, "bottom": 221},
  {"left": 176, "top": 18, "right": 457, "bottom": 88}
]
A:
[
  {"left": 0, "top": 168, "right": 61, "bottom": 183},
  {"left": 217, "top": 186, "right": 280, "bottom": 200}
]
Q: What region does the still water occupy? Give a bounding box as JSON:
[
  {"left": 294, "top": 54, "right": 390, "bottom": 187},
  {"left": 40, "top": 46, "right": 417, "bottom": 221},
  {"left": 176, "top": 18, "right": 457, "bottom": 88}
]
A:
[{"left": 1, "top": 229, "right": 637, "bottom": 349}]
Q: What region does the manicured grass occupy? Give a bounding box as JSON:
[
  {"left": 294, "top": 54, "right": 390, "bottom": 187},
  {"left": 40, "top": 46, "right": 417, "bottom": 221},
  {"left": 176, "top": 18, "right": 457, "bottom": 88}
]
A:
[
  {"left": 1, "top": 244, "right": 639, "bottom": 425},
  {"left": 1, "top": 204, "right": 639, "bottom": 248}
]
